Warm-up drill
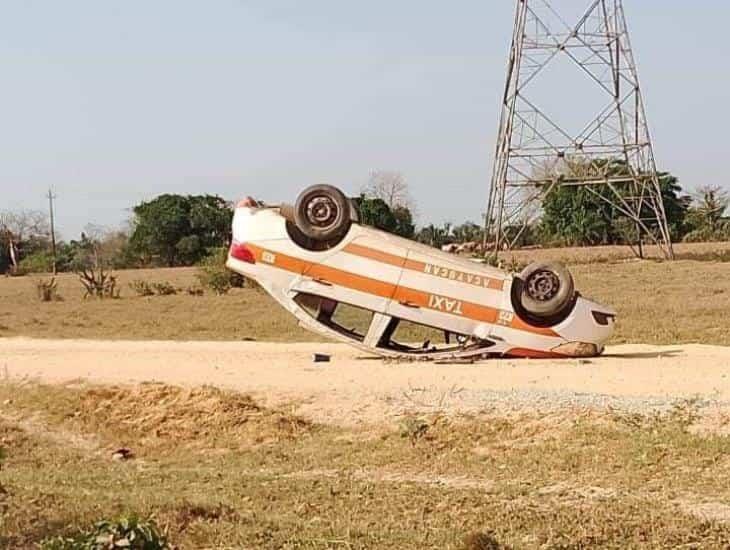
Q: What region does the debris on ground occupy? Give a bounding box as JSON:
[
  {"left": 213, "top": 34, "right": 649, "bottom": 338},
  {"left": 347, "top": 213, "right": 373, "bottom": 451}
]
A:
[{"left": 111, "top": 447, "right": 134, "bottom": 461}]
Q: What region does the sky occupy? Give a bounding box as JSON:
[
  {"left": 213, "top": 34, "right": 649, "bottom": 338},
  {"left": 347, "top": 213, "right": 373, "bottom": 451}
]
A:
[{"left": 1, "top": 1, "right": 728, "bottom": 240}]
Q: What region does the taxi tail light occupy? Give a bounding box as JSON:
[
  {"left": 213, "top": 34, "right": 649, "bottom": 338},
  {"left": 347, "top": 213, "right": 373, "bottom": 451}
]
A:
[{"left": 230, "top": 242, "right": 256, "bottom": 264}]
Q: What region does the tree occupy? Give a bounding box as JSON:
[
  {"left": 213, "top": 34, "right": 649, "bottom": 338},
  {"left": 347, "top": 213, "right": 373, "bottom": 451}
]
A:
[
  {"left": 0, "top": 210, "right": 50, "bottom": 273},
  {"left": 129, "top": 195, "right": 232, "bottom": 266},
  {"left": 683, "top": 185, "right": 730, "bottom": 242},
  {"left": 0, "top": 210, "right": 49, "bottom": 244},
  {"left": 657, "top": 173, "right": 693, "bottom": 240},
  {"left": 416, "top": 223, "right": 452, "bottom": 249},
  {"left": 392, "top": 206, "right": 415, "bottom": 239},
  {"left": 539, "top": 159, "right": 690, "bottom": 246},
  {"left": 56, "top": 237, "right": 92, "bottom": 272},
  {"left": 692, "top": 185, "right": 728, "bottom": 231},
  {"left": 362, "top": 171, "right": 413, "bottom": 210},
  {"left": 451, "top": 222, "right": 483, "bottom": 244},
  {"left": 0, "top": 227, "right": 12, "bottom": 273},
  {"left": 51, "top": 224, "right": 134, "bottom": 272},
  {"left": 539, "top": 186, "right": 616, "bottom": 246},
  {"left": 353, "top": 195, "right": 415, "bottom": 239},
  {"left": 358, "top": 172, "right": 416, "bottom": 239}
]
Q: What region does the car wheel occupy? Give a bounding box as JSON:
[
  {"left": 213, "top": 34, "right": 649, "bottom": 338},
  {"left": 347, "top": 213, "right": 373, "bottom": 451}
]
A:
[
  {"left": 515, "top": 262, "right": 575, "bottom": 321},
  {"left": 294, "top": 184, "right": 352, "bottom": 242}
]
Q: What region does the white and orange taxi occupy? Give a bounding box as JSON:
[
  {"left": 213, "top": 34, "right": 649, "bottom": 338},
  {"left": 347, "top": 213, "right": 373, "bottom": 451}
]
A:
[{"left": 226, "top": 185, "right": 616, "bottom": 360}]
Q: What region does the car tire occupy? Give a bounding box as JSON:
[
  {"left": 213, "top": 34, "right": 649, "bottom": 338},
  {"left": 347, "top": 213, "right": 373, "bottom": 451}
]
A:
[
  {"left": 294, "top": 184, "right": 352, "bottom": 242},
  {"left": 514, "top": 262, "right": 575, "bottom": 321}
]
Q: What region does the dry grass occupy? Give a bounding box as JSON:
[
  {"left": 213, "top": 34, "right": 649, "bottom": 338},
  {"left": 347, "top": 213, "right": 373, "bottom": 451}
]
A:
[
  {"left": 570, "top": 259, "right": 730, "bottom": 345},
  {"left": 505, "top": 240, "right": 730, "bottom": 265},
  {"left": 1, "top": 244, "right": 727, "bottom": 547},
  {"left": 2, "top": 250, "right": 730, "bottom": 345},
  {"left": 4, "top": 383, "right": 312, "bottom": 457},
  {"left": 2, "top": 382, "right": 730, "bottom": 548},
  {"left": 0, "top": 267, "right": 312, "bottom": 341}
]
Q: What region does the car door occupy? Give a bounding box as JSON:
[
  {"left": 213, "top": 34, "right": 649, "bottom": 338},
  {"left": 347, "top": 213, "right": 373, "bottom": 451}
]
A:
[
  {"left": 387, "top": 245, "right": 502, "bottom": 337},
  {"left": 288, "top": 230, "right": 406, "bottom": 315}
]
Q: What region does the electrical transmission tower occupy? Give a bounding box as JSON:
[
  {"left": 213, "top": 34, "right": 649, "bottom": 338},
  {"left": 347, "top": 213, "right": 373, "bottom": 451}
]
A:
[{"left": 485, "top": 0, "right": 674, "bottom": 258}]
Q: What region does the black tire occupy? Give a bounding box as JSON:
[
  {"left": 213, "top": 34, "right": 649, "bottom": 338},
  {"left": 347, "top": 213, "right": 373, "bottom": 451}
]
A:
[
  {"left": 294, "top": 184, "right": 351, "bottom": 242},
  {"left": 514, "top": 262, "right": 575, "bottom": 321}
]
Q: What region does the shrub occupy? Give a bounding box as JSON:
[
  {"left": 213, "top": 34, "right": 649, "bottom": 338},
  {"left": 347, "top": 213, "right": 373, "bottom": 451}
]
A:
[
  {"left": 37, "top": 277, "right": 62, "bottom": 302},
  {"left": 40, "top": 515, "right": 169, "bottom": 550},
  {"left": 503, "top": 256, "right": 526, "bottom": 274},
  {"left": 130, "top": 280, "right": 178, "bottom": 297},
  {"left": 196, "top": 248, "right": 246, "bottom": 295},
  {"left": 129, "top": 279, "right": 155, "bottom": 297},
  {"left": 198, "top": 267, "right": 232, "bottom": 295},
  {"left": 682, "top": 225, "right": 730, "bottom": 243},
  {"left": 78, "top": 267, "right": 120, "bottom": 299},
  {"left": 483, "top": 254, "right": 525, "bottom": 274},
  {"left": 186, "top": 286, "right": 204, "bottom": 296},
  {"left": 151, "top": 281, "right": 177, "bottom": 296},
  {"left": 18, "top": 250, "right": 54, "bottom": 274},
  {"left": 461, "top": 531, "right": 505, "bottom": 550},
  {"left": 399, "top": 416, "right": 429, "bottom": 444},
  {"left": 675, "top": 249, "right": 730, "bottom": 263}
]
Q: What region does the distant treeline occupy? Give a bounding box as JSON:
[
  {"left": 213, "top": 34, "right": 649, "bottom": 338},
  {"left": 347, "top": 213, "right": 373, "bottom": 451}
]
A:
[{"left": 1, "top": 169, "right": 728, "bottom": 274}]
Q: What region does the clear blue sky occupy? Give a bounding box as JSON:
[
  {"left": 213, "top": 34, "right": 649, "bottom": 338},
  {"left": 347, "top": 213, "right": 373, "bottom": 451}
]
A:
[{"left": 1, "top": 1, "right": 727, "bottom": 239}]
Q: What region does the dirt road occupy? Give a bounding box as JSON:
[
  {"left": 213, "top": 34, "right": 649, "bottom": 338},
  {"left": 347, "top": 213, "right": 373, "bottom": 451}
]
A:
[{"left": 2, "top": 338, "right": 729, "bottom": 425}]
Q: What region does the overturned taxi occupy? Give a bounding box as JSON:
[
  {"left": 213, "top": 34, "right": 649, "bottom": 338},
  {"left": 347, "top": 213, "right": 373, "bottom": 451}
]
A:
[{"left": 227, "top": 185, "right": 615, "bottom": 360}]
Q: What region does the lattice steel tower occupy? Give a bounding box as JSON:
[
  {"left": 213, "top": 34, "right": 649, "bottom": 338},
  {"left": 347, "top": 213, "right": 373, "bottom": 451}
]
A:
[{"left": 485, "top": 0, "right": 674, "bottom": 258}]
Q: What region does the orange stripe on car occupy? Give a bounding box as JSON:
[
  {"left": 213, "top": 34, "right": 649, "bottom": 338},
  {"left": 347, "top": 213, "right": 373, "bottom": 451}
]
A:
[
  {"left": 246, "top": 244, "right": 558, "bottom": 338},
  {"left": 343, "top": 243, "right": 405, "bottom": 269},
  {"left": 344, "top": 243, "right": 505, "bottom": 291}
]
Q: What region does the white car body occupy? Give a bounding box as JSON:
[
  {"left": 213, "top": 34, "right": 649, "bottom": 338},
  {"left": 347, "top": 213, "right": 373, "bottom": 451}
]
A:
[{"left": 226, "top": 203, "right": 616, "bottom": 360}]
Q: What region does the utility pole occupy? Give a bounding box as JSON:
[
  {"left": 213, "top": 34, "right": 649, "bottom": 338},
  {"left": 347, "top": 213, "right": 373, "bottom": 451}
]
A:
[
  {"left": 47, "top": 188, "right": 57, "bottom": 275},
  {"left": 485, "top": 0, "right": 674, "bottom": 259}
]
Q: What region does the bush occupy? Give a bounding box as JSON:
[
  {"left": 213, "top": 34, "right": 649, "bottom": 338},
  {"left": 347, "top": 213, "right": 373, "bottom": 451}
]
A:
[
  {"left": 78, "top": 267, "right": 120, "bottom": 299},
  {"left": 682, "top": 224, "right": 730, "bottom": 243},
  {"left": 18, "top": 250, "right": 54, "bottom": 274},
  {"left": 675, "top": 249, "right": 730, "bottom": 263},
  {"left": 461, "top": 531, "right": 505, "bottom": 550},
  {"left": 151, "top": 281, "right": 177, "bottom": 296},
  {"left": 129, "top": 279, "right": 155, "bottom": 297},
  {"left": 129, "top": 280, "right": 179, "bottom": 297},
  {"left": 196, "top": 248, "right": 246, "bottom": 295},
  {"left": 40, "top": 515, "right": 169, "bottom": 550},
  {"left": 399, "top": 416, "right": 429, "bottom": 444},
  {"left": 186, "top": 286, "right": 204, "bottom": 296},
  {"left": 37, "top": 277, "right": 62, "bottom": 302}
]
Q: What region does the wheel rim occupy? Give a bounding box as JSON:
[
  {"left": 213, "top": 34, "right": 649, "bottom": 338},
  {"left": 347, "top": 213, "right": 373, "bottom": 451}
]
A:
[
  {"left": 525, "top": 269, "right": 560, "bottom": 302},
  {"left": 305, "top": 195, "right": 339, "bottom": 230}
]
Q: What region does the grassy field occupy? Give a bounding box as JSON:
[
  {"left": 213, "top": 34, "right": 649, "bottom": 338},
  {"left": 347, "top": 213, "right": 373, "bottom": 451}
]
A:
[
  {"left": 2, "top": 246, "right": 730, "bottom": 548},
  {"left": 0, "top": 267, "right": 312, "bottom": 342},
  {"left": 506, "top": 240, "right": 730, "bottom": 265},
  {"left": 1, "top": 382, "right": 730, "bottom": 549},
  {"left": 1, "top": 250, "right": 729, "bottom": 345}
]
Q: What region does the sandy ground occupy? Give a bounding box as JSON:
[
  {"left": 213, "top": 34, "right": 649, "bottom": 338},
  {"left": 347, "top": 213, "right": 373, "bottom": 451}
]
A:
[{"left": 2, "top": 338, "right": 730, "bottom": 425}]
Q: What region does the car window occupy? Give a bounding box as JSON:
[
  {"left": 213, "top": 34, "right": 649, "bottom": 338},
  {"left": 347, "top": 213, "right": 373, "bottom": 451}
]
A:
[
  {"left": 294, "top": 293, "right": 373, "bottom": 342},
  {"left": 377, "top": 317, "right": 477, "bottom": 355}
]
